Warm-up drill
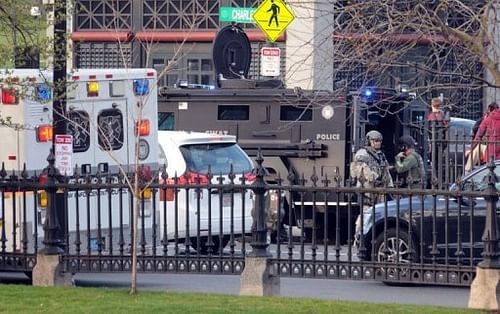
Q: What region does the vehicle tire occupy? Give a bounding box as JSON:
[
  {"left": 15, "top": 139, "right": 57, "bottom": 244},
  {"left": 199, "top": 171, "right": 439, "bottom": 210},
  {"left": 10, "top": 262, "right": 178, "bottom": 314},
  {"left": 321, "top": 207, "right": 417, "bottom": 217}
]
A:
[
  {"left": 374, "top": 228, "right": 417, "bottom": 284},
  {"left": 190, "top": 235, "right": 230, "bottom": 255}
]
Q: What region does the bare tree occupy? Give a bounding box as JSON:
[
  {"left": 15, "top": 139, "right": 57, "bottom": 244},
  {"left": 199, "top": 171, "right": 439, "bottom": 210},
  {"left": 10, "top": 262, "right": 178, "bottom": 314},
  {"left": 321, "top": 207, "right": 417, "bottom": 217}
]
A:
[{"left": 287, "top": 1, "right": 499, "bottom": 117}]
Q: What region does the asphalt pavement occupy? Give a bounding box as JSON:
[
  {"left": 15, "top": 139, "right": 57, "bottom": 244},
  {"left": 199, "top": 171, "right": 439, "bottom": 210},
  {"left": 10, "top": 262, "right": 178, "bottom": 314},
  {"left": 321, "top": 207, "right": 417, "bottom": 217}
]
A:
[{"left": 0, "top": 271, "right": 478, "bottom": 308}]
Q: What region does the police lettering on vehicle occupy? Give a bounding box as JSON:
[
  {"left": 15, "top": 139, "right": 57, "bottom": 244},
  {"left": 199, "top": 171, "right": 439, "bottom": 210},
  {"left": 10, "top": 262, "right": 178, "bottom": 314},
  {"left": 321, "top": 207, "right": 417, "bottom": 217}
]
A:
[
  {"left": 206, "top": 130, "right": 230, "bottom": 135},
  {"left": 316, "top": 133, "right": 341, "bottom": 141}
]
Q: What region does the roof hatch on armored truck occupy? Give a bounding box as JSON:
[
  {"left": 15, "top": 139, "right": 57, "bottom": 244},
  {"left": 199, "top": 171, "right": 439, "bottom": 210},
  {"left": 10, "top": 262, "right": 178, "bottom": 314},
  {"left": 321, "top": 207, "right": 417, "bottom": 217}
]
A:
[
  {"left": 213, "top": 24, "right": 252, "bottom": 82},
  {"left": 212, "top": 24, "right": 283, "bottom": 89}
]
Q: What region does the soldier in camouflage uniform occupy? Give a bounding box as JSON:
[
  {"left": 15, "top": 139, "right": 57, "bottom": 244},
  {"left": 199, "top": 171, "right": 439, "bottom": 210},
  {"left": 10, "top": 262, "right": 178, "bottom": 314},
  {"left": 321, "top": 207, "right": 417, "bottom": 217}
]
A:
[{"left": 350, "top": 130, "right": 393, "bottom": 238}]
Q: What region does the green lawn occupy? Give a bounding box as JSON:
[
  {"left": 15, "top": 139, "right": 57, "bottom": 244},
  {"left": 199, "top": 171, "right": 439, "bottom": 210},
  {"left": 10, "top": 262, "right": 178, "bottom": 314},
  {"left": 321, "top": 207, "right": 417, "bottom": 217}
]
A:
[{"left": 0, "top": 284, "right": 481, "bottom": 314}]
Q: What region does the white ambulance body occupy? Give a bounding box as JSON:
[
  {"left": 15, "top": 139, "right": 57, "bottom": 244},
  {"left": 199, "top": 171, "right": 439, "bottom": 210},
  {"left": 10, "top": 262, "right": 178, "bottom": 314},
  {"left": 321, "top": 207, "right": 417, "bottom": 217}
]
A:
[{"left": 0, "top": 68, "right": 159, "bottom": 252}]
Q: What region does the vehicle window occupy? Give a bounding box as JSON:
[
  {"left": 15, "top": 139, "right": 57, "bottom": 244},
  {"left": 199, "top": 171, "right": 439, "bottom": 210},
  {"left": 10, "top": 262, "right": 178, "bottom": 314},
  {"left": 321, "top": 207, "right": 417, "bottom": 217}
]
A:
[
  {"left": 449, "top": 119, "right": 474, "bottom": 138},
  {"left": 67, "top": 110, "right": 90, "bottom": 153},
  {"left": 158, "top": 112, "right": 175, "bottom": 130},
  {"left": 97, "top": 109, "right": 124, "bottom": 150},
  {"left": 463, "top": 166, "right": 500, "bottom": 191},
  {"left": 158, "top": 144, "right": 167, "bottom": 168},
  {"left": 179, "top": 143, "right": 252, "bottom": 174},
  {"left": 217, "top": 105, "right": 249, "bottom": 121},
  {"left": 280, "top": 105, "right": 312, "bottom": 121}
]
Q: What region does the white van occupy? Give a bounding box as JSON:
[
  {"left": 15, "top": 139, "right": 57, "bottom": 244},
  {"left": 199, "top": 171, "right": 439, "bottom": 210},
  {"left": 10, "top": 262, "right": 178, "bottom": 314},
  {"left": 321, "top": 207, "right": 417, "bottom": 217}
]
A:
[{"left": 158, "top": 131, "right": 254, "bottom": 254}]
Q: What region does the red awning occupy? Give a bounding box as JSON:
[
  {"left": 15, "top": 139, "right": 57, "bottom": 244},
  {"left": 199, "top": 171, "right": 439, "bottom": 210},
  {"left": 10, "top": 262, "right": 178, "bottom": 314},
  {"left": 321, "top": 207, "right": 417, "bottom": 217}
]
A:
[
  {"left": 332, "top": 32, "right": 459, "bottom": 45},
  {"left": 134, "top": 30, "right": 285, "bottom": 42},
  {"left": 71, "top": 31, "right": 133, "bottom": 42},
  {"left": 71, "top": 30, "right": 286, "bottom": 43}
]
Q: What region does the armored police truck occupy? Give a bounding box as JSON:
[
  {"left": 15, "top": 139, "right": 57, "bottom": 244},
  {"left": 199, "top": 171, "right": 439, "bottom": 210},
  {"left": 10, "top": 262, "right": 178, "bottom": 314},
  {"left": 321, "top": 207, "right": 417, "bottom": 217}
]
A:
[{"left": 157, "top": 25, "right": 429, "bottom": 243}]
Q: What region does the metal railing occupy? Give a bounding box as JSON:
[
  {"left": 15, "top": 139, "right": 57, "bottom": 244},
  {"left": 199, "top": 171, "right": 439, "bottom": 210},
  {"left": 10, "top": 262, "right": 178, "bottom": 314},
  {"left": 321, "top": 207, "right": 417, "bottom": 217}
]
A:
[{"left": 0, "top": 149, "right": 498, "bottom": 286}]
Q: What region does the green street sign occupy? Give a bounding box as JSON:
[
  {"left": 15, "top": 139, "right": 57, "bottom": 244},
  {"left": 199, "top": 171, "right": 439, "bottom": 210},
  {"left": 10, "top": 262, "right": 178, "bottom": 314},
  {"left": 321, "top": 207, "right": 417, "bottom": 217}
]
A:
[{"left": 219, "top": 7, "right": 256, "bottom": 23}]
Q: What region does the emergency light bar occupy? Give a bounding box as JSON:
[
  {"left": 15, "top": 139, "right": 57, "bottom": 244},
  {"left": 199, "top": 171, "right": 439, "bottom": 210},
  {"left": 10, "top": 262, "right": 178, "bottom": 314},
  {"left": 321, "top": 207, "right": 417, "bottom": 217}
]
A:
[
  {"left": 36, "top": 125, "right": 53, "bottom": 142},
  {"left": 136, "top": 119, "right": 151, "bottom": 136},
  {"left": 133, "top": 79, "right": 149, "bottom": 95},
  {"left": 2, "top": 88, "right": 18, "bottom": 105},
  {"left": 87, "top": 81, "right": 99, "bottom": 97},
  {"left": 37, "top": 83, "right": 51, "bottom": 102}
]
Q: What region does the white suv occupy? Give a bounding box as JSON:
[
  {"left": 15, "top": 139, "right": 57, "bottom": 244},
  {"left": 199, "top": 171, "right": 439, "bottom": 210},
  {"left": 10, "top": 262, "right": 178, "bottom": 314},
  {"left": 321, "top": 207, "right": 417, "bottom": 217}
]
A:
[{"left": 158, "top": 131, "right": 255, "bottom": 254}]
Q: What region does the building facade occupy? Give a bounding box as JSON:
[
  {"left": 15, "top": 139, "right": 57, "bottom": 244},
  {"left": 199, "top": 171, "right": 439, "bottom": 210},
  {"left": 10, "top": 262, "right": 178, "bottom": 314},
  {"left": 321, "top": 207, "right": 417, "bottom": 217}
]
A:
[{"left": 72, "top": 0, "right": 487, "bottom": 119}]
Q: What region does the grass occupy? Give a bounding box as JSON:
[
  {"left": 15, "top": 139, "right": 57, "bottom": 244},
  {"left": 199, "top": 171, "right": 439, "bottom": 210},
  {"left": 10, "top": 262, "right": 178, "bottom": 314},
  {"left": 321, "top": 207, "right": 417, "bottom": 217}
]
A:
[{"left": 0, "top": 284, "right": 482, "bottom": 314}]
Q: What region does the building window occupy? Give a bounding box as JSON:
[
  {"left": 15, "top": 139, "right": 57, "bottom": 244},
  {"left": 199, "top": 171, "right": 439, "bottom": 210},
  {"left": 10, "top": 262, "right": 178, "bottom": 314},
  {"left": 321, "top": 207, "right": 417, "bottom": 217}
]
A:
[
  {"left": 75, "top": 42, "right": 132, "bottom": 68},
  {"left": 218, "top": 105, "right": 250, "bottom": 121},
  {"left": 153, "top": 57, "right": 179, "bottom": 87},
  {"left": 187, "top": 58, "right": 214, "bottom": 85},
  {"left": 280, "top": 105, "right": 313, "bottom": 121}
]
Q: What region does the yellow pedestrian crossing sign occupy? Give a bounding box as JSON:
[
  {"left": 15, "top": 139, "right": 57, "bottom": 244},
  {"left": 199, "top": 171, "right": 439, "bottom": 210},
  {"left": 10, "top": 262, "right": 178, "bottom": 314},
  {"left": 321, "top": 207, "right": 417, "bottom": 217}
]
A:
[{"left": 252, "top": 0, "right": 295, "bottom": 42}]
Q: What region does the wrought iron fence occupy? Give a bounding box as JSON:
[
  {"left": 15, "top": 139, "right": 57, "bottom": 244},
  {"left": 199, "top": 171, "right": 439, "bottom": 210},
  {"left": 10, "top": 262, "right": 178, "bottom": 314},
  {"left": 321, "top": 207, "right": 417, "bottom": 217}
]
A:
[{"left": 0, "top": 149, "right": 498, "bottom": 287}]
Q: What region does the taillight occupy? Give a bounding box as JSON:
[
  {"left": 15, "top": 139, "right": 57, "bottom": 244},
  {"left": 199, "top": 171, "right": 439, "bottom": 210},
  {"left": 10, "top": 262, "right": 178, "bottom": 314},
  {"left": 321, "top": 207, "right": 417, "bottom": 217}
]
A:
[
  {"left": 181, "top": 171, "right": 210, "bottom": 185},
  {"left": 39, "top": 173, "right": 48, "bottom": 185},
  {"left": 140, "top": 188, "right": 153, "bottom": 199},
  {"left": 2, "top": 88, "right": 18, "bottom": 105},
  {"left": 36, "top": 125, "right": 53, "bottom": 142},
  {"left": 160, "top": 178, "right": 176, "bottom": 202},
  {"left": 135, "top": 119, "right": 150, "bottom": 136},
  {"left": 244, "top": 172, "right": 256, "bottom": 184},
  {"left": 159, "top": 171, "right": 209, "bottom": 202},
  {"left": 38, "top": 191, "right": 48, "bottom": 207}
]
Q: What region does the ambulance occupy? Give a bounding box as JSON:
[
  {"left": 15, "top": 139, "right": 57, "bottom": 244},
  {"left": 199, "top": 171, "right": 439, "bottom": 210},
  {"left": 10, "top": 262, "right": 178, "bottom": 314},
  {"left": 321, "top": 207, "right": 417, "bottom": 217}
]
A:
[{"left": 0, "top": 68, "right": 159, "bottom": 252}]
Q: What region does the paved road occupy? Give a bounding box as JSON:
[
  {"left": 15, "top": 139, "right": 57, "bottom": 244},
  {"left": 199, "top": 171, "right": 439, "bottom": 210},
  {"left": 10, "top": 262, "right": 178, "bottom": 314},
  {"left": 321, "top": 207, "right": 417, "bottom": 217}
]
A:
[{"left": 0, "top": 271, "right": 475, "bottom": 308}]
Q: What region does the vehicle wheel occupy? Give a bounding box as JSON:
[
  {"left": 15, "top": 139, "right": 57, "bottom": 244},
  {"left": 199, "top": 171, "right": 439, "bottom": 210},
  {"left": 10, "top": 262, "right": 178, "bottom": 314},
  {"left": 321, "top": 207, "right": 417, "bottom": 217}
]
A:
[
  {"left": 374, "top": 228, "right": 416, "bottom": 283},
  {"left": 190, "top": 235, "right": 230, "bottom": 255}
]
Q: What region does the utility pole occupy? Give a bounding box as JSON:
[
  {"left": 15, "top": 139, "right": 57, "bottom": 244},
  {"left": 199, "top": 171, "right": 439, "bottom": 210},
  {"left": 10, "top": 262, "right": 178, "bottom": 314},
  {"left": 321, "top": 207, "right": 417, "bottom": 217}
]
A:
[{"left": 44, "top": 0, "right": 67, "bottom": 254}]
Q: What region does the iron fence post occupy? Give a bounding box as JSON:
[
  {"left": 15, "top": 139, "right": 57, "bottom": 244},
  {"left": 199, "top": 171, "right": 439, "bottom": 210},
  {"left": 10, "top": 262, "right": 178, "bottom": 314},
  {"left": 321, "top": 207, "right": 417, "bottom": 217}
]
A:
[
  {"left": 478, "top": 161, "right": 500, "bottom": 269},
  {"left": 40, "top": 150, "right": 63, "bottom": 255},
  {"left": 249, "top": 150, "right": 270, "bottom": 257}
]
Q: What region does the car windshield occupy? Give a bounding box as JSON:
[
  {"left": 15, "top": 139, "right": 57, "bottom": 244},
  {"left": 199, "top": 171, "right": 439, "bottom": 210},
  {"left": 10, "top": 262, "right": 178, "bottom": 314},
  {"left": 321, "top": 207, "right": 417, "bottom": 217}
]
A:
[
  {"left": 179, "top": 143, "right": 253, "bottom": 175},
  {"left": 462, "top": 164, "right": 500, "bottom": 191}
]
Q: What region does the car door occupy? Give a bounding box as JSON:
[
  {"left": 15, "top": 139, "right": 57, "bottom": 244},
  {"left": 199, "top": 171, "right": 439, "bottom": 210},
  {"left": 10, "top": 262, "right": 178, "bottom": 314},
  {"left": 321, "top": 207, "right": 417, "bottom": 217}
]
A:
[{"left": 458, "top": 165, "right": 500, "bottom": 264}]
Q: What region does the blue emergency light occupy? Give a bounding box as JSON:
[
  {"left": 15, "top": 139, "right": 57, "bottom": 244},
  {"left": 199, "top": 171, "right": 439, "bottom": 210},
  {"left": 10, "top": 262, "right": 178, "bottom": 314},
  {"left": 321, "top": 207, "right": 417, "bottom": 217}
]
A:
[
  {"left": 133, "top": 79, "right": 149, "bottom": 96},
  {"left": 37, "top": 83, "right": 51, "bottom": 102},
  {"left": 363, "top": 88, "right": 373, "bottom": 97}
]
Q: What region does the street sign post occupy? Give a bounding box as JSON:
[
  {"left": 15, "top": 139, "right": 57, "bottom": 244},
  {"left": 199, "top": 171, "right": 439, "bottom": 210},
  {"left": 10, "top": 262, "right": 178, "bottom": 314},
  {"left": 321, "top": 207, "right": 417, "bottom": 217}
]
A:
[
  {"left": 260, "top": 47, "right": 281, "bottom": 76},
  {"left": 55, "top": 134, "right": 73, "bottom": 176},
  {"left": 220, "top": 7, "right": 256, "bottom": 23},
  {"left": 252, "top": 0, "right": 295, "bottom": 42}
]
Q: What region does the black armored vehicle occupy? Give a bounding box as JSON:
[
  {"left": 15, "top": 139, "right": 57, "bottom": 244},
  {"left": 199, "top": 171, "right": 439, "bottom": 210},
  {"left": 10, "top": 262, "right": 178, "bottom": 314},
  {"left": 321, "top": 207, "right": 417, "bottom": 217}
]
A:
[{"left": 157, "top": 24, "right": 469, "bottom": 243}]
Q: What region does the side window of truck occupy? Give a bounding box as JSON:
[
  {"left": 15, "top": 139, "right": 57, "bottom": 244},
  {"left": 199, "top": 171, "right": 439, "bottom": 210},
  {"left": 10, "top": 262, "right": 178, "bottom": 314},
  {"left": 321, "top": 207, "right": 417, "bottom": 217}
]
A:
[
  {"left": 280, "top": 105, "right": 312, "bottom": 121},
  {"left": 67, "top": 110, "right": 90, "bottom": 153},
  {"left": 217, "top": 105, "right": 249, "bottom": 120},
  {"left": 98, "top": 109, "right": 124, "bottom": 151},
  {"left": 158, "top": 112, "right": 175, "bottom": 130}
]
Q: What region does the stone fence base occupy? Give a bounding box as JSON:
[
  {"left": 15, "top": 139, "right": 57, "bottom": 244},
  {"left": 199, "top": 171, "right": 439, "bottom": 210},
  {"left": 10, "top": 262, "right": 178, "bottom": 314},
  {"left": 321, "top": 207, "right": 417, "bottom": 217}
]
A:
[
  {"left": 240, "top": 256, "right": 280, "bottom": 296},
  {"left": 468, "top": 267, "right": 499, "bottom": 310},
  {"left": 32, "top": 254, "right": 73, "bottom": 287}
]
